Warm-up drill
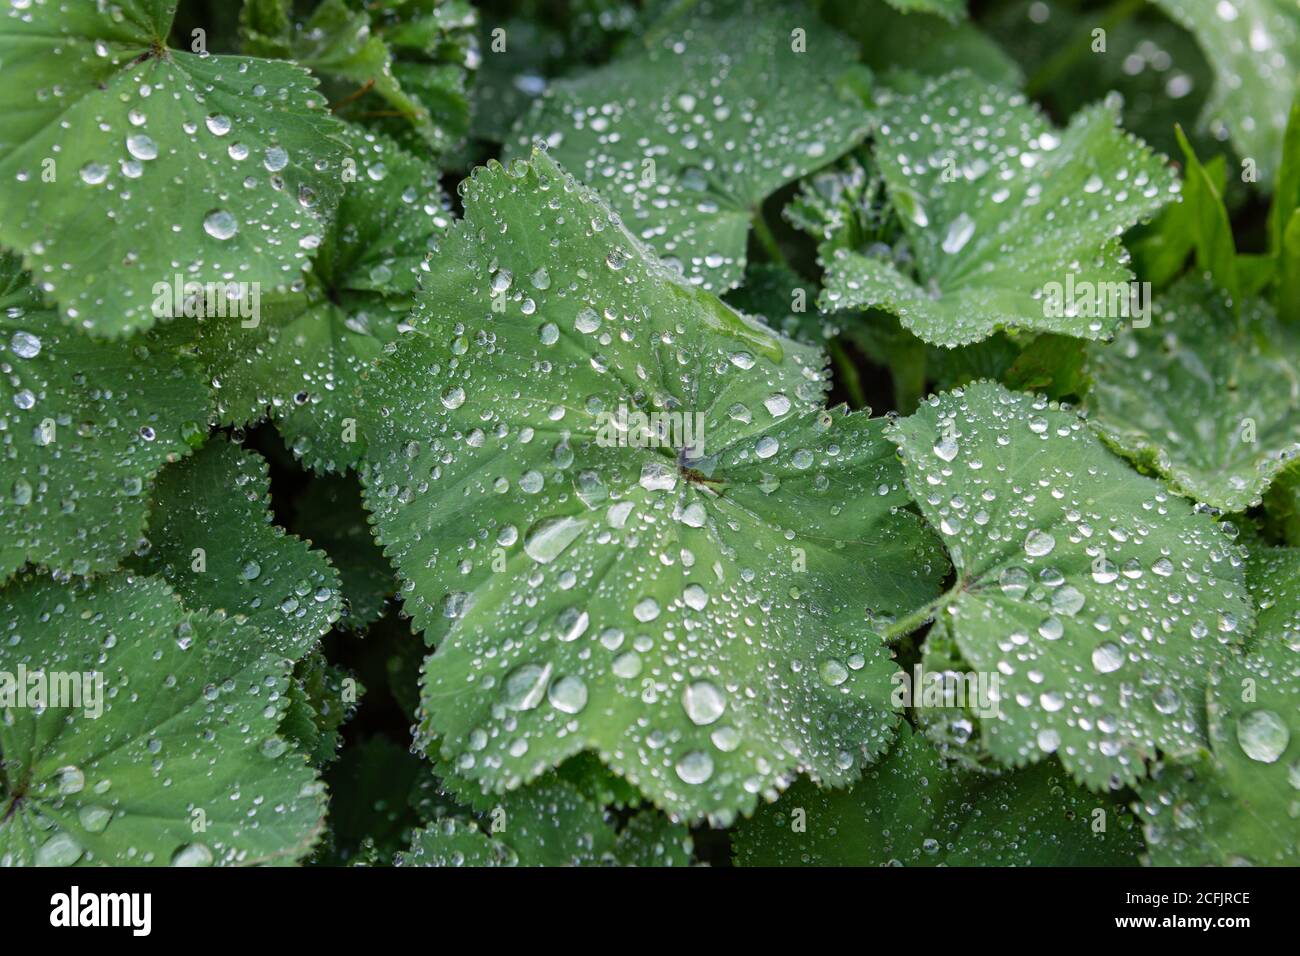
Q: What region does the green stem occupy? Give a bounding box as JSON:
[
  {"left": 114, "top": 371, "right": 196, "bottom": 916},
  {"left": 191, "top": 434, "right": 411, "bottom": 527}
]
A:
[
  {"left": 829, "top": 340, "right": 867, "bottom": 408},
  {"left": 751, "top": 209, "right": 789, "bottom": 270},
  {"left": 1026, "top": 0, "right": 1145, "bottom": 98},
  {"left": 883, "top": 588, "right": 958, "bottom": 642}
]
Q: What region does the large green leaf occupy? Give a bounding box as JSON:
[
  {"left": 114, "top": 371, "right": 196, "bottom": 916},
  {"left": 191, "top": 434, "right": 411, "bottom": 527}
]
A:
[
  {"left": 129, "top": 437, "right": 342, "bottom": 658},
  {"left": 1134, "top": 548, "right": 1299, "bottom": 866},
  {"left": 886, "top": 381, "right": 1252, "bottom": 789},
  {"left": 360, "top": 150, "right": 947, "bottom": 822},
  {"left": 1086, "top": 278, "right": 1300, "bottom": 513},
  {"left": 397, "top": 776, "right": 691, "bottom": 866},
  {"left": 1151, "top": 0, "right": 1300, "bottom": 189},
  {"left": 0, "top": 0, "right": 347, "bottom": 336},
  {"left": 0, "top": 573, "right": 324, "bottom": 866},
  {"left": 821, "top": 72, "right": 1178, "bottom": 347},
  {"left": 197, "top": 126, "right": 450, "bottom": 473},
  {"left": 242, "top": 0, "right": 479, "bottom": 159},
  {"left": 0, "top": 256, "right": 209, "bottom": 582},
  {"left": 509, "top": 0, "right": 871, "bottom": 293},
  {"left": 733, "top": 725, "right": 1141, "bottom": 865}
]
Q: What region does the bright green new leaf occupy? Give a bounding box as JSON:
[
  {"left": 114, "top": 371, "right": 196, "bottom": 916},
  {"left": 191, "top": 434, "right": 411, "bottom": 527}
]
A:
[
  {"left": 509, "top": 0, "right": 871, "bottom": 293},
  {"left": 0, "top": 255, "right": 209, "bottom": 582},
  {"left": 360, "top": 150, "right": 947, "bottom": 822},
  {"left": 1134, "top": 548, "right": 1299, "bottom": 866},
  {"left": 129, "top": 437, "right": 342, "bottom": 657},
  {"left": 397, "top": 777, "right": 691, "bottom": 866},
  {"left": 821, "top": 72, "right": 1178, "bottom": 347},
  {"left": 0, "top": 0, "right": 348, "bottom": 336},
  {"left": 733, "top": 725, "right": 1141, "bottom": 865},
  {"left": 1087, "top": 278, "right": 1300, "bottom": 513},
  {"left": 1151, "top": 0, "right": 1300, "bottom": 189},
  {"left": 0, "top": 573, "right": 324, "bottom": 866},
  {"left": 886, "top": 381, "right": 1252, "bottom": 789},
  {"left": 1174, "top": 126, "right": 1239, "bottom": 304},
  {"left": 197, "top": 126, "right": 451, "bottom": 473},
  {"left": 281, "top": 648, "right": 362, "bottom": 767}
]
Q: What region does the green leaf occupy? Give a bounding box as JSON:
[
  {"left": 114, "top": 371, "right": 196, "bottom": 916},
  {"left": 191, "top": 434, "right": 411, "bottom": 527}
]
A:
[
  {"left": 733, "top": 725, "right": 1141, "bottom": 865},
  {"left": 883, "top": 0, "right": 966, "bottom": 18},
  {"left": 822, "top": 0, "right": 1020, "bottom": 91},
  {"left": 1134, "top": 547, "right": 1299, "bottom": 866},
  {"left": 783, "top": 148, "right": 900, "bottom": 258},
  {"left": 0, "top": 256, "right": 210, "bottom": 582},
  {"left": 0, "top": 0, "right": 347, "bottom": 336},
  {"left": 281, "top": 648, "right": 362, "bottom": 768},
  {"left": 129, "top": 437, "right": 342, "bottom": 657},
  {"left": 360, "top": 150, "right": 948, "bottom": 822},
  {"left": 1129, "top": 153, "right": 1226, "bottom": 290},
  {"left": 242, "top": 0, "right": 480, "bottom": 159},
  {"left": 396, "top": 776, "right": 691, "bottom": 866},
  {"left": 196, "top": 126, "right": 451, "bottom": 473},
  {"left": 319, "top": 736, "right": 425, "bottom": 863},
  {"left": 0, "top": 572, "right": 324, "bottom": 866},
  {"left": 1151, "top": 0, "right": 1300, "bottom": 189},
  {"left": 289, "top": 473, "right": 394, "bottom": 629},
  {"left": 509, "top": 0, "right": 871, "bottom": 293},
  {"left": 886, "top": 381, "right": 1253, "bottom": 789},
  {"left": 1174, "top": 126, "right": 1239, "bottom": 304},
  {"left": 821, "top": 72, "right": 1178, "bottom": 347},
  {"left": 1264, "top": 461, "right": 1300, "bottom": 546},
  {"left": 1086, "top": 278, "right": 1300, "bottom": 513}
]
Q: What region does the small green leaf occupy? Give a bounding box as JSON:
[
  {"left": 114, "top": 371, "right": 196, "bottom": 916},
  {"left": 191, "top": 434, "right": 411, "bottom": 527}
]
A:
[
  {"left": 360, "top": 150, "right": 948, "bottom": 822},
  {"left": 821, "top": 72, "right": 1178, "bottom": 347},
  {"left": 510, "top": 0, "right": 871, "bottom": 292},
  {"left": 0, "top": 0, "right": 348, "bottom": 336},
  {"left": 397, "top": 776, "right": 691, "bottom": 866},
  {"left": 823, "top": 0, "right": 1020, "bottom": 91},
  {"left": 1174, "top": 126, "right": 1239, "bottom": 304},
  {"left": 129, "top": 437, "right": 342, "bottom": 657},
  {"left": 289, "top": 473, "right": 394, "bottom": 629},
  {"left": 1134, "top": 547, "right": 1299, "bottom": 866},
  {"left": 1087, "top": 278, "right": 1300, "bottom": 512},
  {"left": 886, "top": 381, "right": 1252, "bottom": 789},
  {"left": 196, "top": 126, "right": 451, "bottom": 473},
  {"left": 242, "top": 0, "right": 480, "bottom": 158},
  {"left": 1151, "top": 0, "right": 1300, "bottom": 189},
  {"left": 0, "top": 572, "right": 324, "bottom": 866},
  {"left": 281, "top": 649, "right": 362, "bottom": 768},
  {"left": 733, "top": 725, "right": 1142, "bottom": 865},
  {"left": 0, "top": 256, "right": 210, "bottom": 582}
]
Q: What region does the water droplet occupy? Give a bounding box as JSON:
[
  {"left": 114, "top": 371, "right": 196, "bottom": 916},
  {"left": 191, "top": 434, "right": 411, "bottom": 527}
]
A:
[
  {"left": 1237, "top": 709, "right": 1289, "bottom": 763},
  {"left": 682, "top": 681, "right": 726, "bottom": 725}
]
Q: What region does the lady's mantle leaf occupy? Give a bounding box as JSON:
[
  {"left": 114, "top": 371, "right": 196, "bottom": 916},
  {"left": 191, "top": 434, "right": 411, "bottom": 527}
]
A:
[
  {"left": 360, "top": 151, "right": 947, "bottom": 822},
  {"left": 510, "top": 0, "right": 871, "bottom": 293},
  {"left": 129, "top": 437, "right": 342, "bottom": 658},
  {"left": 0, "top": 573, "right": 324, "bottom": 866},
  {"left": 1151, "top": 0, "right": 1299, "bottom": 189},
  {"left": 242, "top": 0, "right": 480, "bottom": 159},
  {"left": 733, "top": 724, "right": 1141, "bottom": 866},
  {"left": 887, "top": 382, "right": 1252, "bottom": 789},
  {"left": 821, "top": 72, "right": 1178, "bottom": 347},
  {"left": 0, "top": 0, "right": 347, "bottom": 336},
  {"left": 397, "top": 777, "right": 691, "bottom": 866},
  {"left": 196, "top": 127, "right": 451, "bottom": 473},
  {"left": 0, "top": 256, "right": 209, "bottom": 582},
  {"left": 1135, "top": 548, "right": 1300, "bottom": 866},
  {"left": 1087, "top": 278, "right": 1300, "bottom": 513}
]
